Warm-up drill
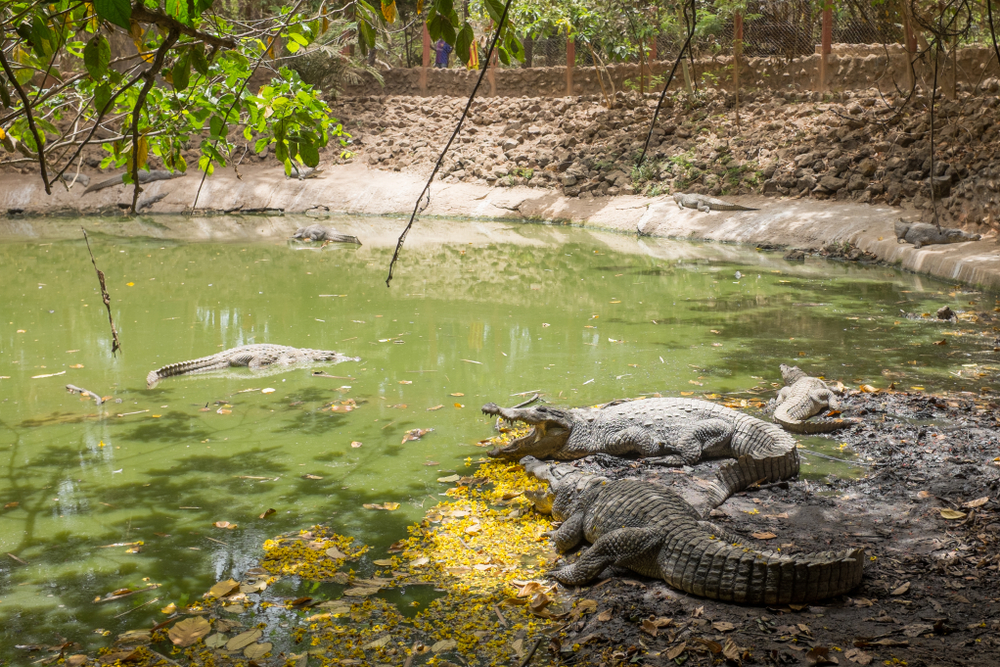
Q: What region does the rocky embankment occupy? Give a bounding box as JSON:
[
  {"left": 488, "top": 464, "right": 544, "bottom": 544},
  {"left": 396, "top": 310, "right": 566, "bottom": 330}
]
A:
[{"left": 337, "top": 83, "right": 1000, "bottom": 233}]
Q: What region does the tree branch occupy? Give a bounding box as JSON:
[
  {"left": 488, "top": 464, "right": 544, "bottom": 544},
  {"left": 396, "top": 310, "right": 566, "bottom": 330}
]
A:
[
  {"left": 129, "top": 3, "right": 237, "bottom": 49},
  {"left": 0, "top": 44, "right": 52, "bottom": 194},
  {"left": 129, "top": 28, "right": 180, "bottom": 213}
]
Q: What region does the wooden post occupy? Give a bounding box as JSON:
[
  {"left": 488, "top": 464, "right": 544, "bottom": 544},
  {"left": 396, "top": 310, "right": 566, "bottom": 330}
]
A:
[
  {"left": 734, "top": 12, "right": 743, "bottom": 127},
  {"left": 817, "top": 4, "right": 832, "bottom": 92},
  {"left": 566, "top": 31, "right": 575, "bottom": 96},
  {"left": 488, "top": 24, "right": 497, "bottom": 96},
  {"left": 420, "top": 23, "right": 430, "bottom": 96}
]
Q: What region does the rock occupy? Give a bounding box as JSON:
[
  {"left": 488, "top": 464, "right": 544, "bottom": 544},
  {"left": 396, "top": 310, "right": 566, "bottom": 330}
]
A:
[
  {"left": 847, "top": 174, "right": 867, "bottom": 191},
  {"left": 796, "top": 174, "right": 817, "bottom": 191},
  {"left": 818, "top": 175, "right": 846, "bottom": 192},
  {"left": 501, "top": 138, "right": 519, "bottom": 152},
  {"left": 559, "top": 174, "right": 578, "bottom": 187},
  {"left": 937, "top": 306, "right": 954, "bottom": 320},
  {"left": 784, "top": 249, "right": 807, "bottom": 261},
  {"left": 858, "top": 158, "right": 877, "bottom": 177}
]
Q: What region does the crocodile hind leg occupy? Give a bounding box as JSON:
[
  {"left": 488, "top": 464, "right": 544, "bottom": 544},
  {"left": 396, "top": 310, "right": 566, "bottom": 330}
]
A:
[
  {"left": 641, "top": 418, "right": 734, "bottom": 466},
  {"left": 552, "top": 527, "right": 663, "bottom": 586}
]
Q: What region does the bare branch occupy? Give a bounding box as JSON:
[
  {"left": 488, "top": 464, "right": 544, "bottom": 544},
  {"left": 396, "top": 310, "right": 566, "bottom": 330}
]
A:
[
  {"left": 0, "top": 43, "right": 52, "bottom": 194},
  {"left": 129, "top": 3, "right": 237, "bottom": 49},
  {"left": 129, "top": 28, "right": 180, "bottom": 213}
]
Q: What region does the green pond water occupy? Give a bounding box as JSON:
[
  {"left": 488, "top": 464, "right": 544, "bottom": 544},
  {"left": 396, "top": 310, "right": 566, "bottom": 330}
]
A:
[{"left": 0, "top": 216, "right": 997, "bottom": 657}]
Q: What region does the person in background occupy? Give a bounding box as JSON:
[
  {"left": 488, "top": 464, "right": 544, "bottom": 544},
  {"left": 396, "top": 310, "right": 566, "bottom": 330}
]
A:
[{"left": 434, "top": 39, "right": 453, "bottom": 68}]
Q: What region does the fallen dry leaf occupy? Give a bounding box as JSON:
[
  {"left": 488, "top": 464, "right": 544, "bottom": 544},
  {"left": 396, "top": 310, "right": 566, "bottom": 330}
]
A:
[
  {"left": 844, "top": 648, "right": 872, "bottom": 665},
  {"left": 964, "top": 496, "right": 989, "bottom": 508},
  {"left": 402, "top": 428, "right": 434, "bottom": 444},
  {"left": 751, "top": 531, "right": 777, "bottom": 540},
  {"left": 325, "top": 546, "right": 347, "bottom": 559},
  {"left": 666, "top": 642, "right": 687, "bottom": 660},
  {"left": 891, "top": 581, "right": 911, "bottom": 596},
  {"left": 161, "top": 602, "right": 176, "bottom": 614},
  {"left": 640, "top": 619, "right": 659, "bottom": 637},
  {"left": 302, "top": 474, "right": 323, "bottom": 480},
  {"left": 168, "top": 617, "right": 211, "bottom": 647},
  {"left": 712, "top": 621, "right": 735, "bottom": 632},
  {"left": 243, "top": 642, "right": 272, "bottom": 660},
  {"left": 259, "top": 508, "right": 276, "bottom": 519},
  {"left": 226, "top": 628, "right": 262, "bottom": 651},
  {"left": 427, "top": 405, "right": 444, "bottom": 411},
  {"left": 597, "top": 609, "right": 612, "bottom": 622},
  {"left": 213, "top": 521, "right": 237, "bottom": 530},
  {"left": 350, "top": 441, "right": 362, "bottom": 448},
  {"left": 66, "top": 656, "right": 87, "bottom": 667},
  {"left": 208, "top": 579, "right": 240, "bottom": 598},
  {"left": 938, "top": 508, "right": 967, "bottom": 520}
]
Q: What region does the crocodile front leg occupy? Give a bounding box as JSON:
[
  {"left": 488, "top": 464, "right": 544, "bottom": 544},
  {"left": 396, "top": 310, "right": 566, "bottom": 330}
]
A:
[
  {"left": 552, "top": 527, "right": 664, "bottom": 586},
  {"left": 551, "top": 511, "right": 587, "bottom": 552}
]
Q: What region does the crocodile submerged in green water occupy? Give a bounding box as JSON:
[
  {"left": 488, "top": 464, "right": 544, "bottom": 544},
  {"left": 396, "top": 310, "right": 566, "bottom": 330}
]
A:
[
  {"left": 147, "top": 344, "right": 358, "bottom": 388},
  {"left": 291, "top": 225, "right": 361, "bottom": 245},
  {"left": 771, "top": 364, "right": 854, "bottom": 434},
  {"left": 482, "top": 397, "right": 799, "bottom": 509},
  {"left": 673, "top": 193, "right": 758, "bottom": 213},
  {"left": 521, "top": 456, "right": 865, "bottom": 603}
]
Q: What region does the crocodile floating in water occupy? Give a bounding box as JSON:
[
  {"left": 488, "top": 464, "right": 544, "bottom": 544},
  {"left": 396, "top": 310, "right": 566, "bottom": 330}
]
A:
[
  {"left": 521, "top": 456, "right": 865, "bottom": 603},
  {"left": 291, "top": 225, "right": 361, "bottom": 245},
  {"left": 482, "top": 397, "right": 799, "bottom": 509},
  {"left": 147, "top": 344, "right": 358, "bottom": 388},
  {"left": 674, "top": 193, "right": 758, "bottom": 213},
  {"left": 894, "top": 220, "right": 981, "bottom": 249},
  {"left": 771, "top": 364, "right": 854, "bottom": 434}
]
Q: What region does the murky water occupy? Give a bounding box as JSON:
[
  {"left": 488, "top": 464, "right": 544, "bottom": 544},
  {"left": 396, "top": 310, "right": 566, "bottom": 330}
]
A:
[{"left": 0, "top": 216, "right": 996, "bottom": 656}]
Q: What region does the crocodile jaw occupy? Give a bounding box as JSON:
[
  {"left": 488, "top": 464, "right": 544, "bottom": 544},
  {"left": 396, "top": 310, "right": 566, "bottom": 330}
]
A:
[{"left": 488, "top": 421, "right": 571, "bottom": 459}]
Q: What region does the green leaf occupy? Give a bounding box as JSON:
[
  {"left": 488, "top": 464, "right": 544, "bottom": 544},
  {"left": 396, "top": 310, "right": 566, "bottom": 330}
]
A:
[
  {"left": 14, "top": 67, "right": 34, "bottom": 86},
  {"left": 209, "top": 115, "right": 227, "bottom": 139},
  {"left": 253, "top": 137, "right": 269, "bottom": 154},
  {"left": 94, "top": 0, "right": 132, "bottom": 29},
  {"left": 482, "top": 0, "right": 505, "bottom": 25},
  {"left": 165, "top": 0, "right": 189, "bottom": 24},
  {"left": 455, "top": 24, "right": 473, "bottom": 66},
  {"left": 191, "top": 44, "right": 209, "bottom": 76},
  {"left": 357, "top": 18, "right": 375, "bottom": 49},
  {"left": 93, "top": 82, "right": 112, "bottom": 114},
  {"left": 298, "top": 140, "right": 319, "bottom": 167},
  {"left": 286, "top": 40, "right": 300, "bottom": 54},
  {"left": 172, "top": 50, "right": 191, "bottom": 91},
  {"left": 288, "top": 32, "right": 309, "bottom": 46},
  {"left": 83, "top": 35, "right": 110, "bottom": 80},
  {"left": 30, "top": 14, "right": 55, "bottom": 57}
]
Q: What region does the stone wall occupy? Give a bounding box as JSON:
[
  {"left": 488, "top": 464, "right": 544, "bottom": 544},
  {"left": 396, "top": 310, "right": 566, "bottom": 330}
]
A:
[{"left": 341, "top": 46, "right": 1000, "bottom": 99}]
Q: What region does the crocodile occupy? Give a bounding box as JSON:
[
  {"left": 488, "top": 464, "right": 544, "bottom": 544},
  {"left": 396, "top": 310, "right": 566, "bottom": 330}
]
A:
[
  {"left": 291, "top": 225, "right": 362, "bottom": 245},
  {"left": 771, "top": 364, "right": 853, "bottom": 434},
  {"left": 521, "top": 456, "right": 864, "bottom": 603},
  {"left": 894, "top": 220, "right": 981, "bottom": 249},
  {"left": 674, "top": 193, "right": 758, "bottom": 213},
  {"left": 83, "top": 170, "right": 182, "bottom": 195},
  {"left": 146, "top": 344, "right": 358, "bottom": 388},
  {"left": 482, "top": 397, "right": 799, "bottom": 509}
]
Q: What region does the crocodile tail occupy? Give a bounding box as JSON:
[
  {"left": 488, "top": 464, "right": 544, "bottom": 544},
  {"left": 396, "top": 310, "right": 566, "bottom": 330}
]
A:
[
  {"left": 705, "top": 448, "right": 800, "bottom": 509},
  {"left": 775, "top": 415, "right": 854, "bottom": 434},
  {"left": 146, "top": 356, "right": 228, "bottom": 388},
  {"left": 661, "top": 529, "right": 864, "bottom": 604}
]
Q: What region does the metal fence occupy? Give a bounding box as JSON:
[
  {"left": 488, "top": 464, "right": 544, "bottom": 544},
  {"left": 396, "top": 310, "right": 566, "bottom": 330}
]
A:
[{"left": 375, "top": 0, "right": 1000, "bottom": 71}]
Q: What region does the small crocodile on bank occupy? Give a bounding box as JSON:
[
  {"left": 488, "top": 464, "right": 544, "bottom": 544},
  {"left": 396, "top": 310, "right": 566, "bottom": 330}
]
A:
[
  {"left": 482, "top": 397, "right": 799, "bottom": 508},
  {"left": 674, "top": 193, "right": 758, "bottom": 213},
  {"left": 771, "top": 364, "right": 854, "bottom": 434},
  {"left": 521, "top": 457, "right": 865, "bottom": 603},
  {"left": 894, "top": 220, "right": 981, "bottom": 249},
  {"left": 147, "top": 344, "right": 358, "bottom": 388}
]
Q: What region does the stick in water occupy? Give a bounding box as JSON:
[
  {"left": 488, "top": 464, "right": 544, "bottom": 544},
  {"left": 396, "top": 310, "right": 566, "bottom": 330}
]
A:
[
  {"left": 82, "top": 229, "right": 122, "bottom": 356},
  {"left": 66, "top": 384, "right": 104, "bottom": 405}
]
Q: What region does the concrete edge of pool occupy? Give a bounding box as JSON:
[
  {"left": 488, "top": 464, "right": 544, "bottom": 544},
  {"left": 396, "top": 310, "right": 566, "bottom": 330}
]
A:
[{"left": 2, "top": 162, "right": 998, "bottom": 291}]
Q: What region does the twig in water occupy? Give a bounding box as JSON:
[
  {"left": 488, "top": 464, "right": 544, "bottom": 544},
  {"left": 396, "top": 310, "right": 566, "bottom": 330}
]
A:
[
  {"left": 66, "top": 384, "right": 104, "bottom": 405},
  {"left": 385, "top": 0, "right": 516, "bottom": 287},
  {"left": 82, "top": 229, "right": 122, "bottom": 355},
  {"left": 114, "top": 596, "right": 160, "bottom": 619}
]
